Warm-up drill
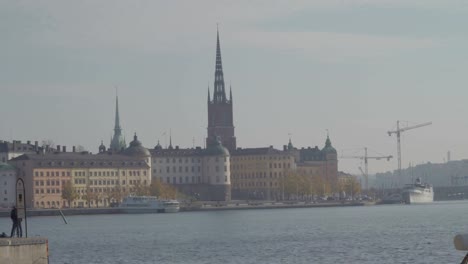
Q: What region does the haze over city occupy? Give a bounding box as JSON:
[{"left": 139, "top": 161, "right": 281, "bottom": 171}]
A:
[{"left": 1, "top": 0, "right": 467, "bottom": 175}]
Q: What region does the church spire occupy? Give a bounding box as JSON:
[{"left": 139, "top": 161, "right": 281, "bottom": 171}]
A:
[
  {"left": 109, "top": 93, "right": 126, "bottom": 152},
  {"left": 213, "top": 27, "right": 226, "bottom": 103},
  {"left": 114, "top": 94, "right": 121, "bottom": 131}
]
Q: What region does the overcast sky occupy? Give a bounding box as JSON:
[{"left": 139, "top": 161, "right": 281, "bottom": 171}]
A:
[{"left": 1, "top": 0, "right": 468, "bottom": 175}]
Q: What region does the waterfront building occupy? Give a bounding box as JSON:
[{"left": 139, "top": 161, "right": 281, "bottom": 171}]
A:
[
  {"left": 150, "top": 137, "right": 231, "bottom": 201},
  {"left": 0, "top": 140, "right": 43, "bottom": 163},
  {"left": 0, "top": 163, "right": 17, "bottom": 208},
  {"left": 206, "top": 29, "right": 236, "bottom": 152},
  {"left": 230, "top": 147, "right": 296, "bottom": 200},
  {"left": 109, "top": 95, "right": 127, "bottom": 152},
  {"left": 294, "top": 135, "right": 339, "bottom": 193},
  {"left": 9, "top": 135, "right": 151, "bottom": 209}
]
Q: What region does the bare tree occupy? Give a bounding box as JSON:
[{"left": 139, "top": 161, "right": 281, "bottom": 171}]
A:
[{"left": 41, "top": 139, "right": 55, "bottom": 148}]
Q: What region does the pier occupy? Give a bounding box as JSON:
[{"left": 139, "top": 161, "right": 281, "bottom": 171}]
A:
[{"left": 0, "top": 237, "right": 48, "bottom": 264}]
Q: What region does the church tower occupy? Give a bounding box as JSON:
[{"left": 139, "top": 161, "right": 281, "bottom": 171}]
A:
[
  {"left": 207, "top": 28, "right": 236, "bottom": 151},
  {"left": 110, "top": 94, "right": 126, "bottom": 152}
]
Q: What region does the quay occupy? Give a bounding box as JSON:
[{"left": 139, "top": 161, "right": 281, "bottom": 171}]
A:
[
  {"left": 0, "top": 201, "right": 368, "bottom": 217},
  {"left": 0, "top": 237, "right": 48, "bottom": 264}
]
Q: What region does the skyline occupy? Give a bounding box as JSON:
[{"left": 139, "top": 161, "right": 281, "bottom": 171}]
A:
[{"left": 1, "top": 1, "right": 468, "bottom": 175}]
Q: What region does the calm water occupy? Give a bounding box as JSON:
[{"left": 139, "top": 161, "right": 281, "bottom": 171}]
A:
[{"left": 2, "top": 201, "right": 468, "bottom": 264}]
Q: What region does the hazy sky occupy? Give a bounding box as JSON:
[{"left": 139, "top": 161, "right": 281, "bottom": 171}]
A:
[{"left": 1, "top": 0, "right": 468, "bottom": 175}]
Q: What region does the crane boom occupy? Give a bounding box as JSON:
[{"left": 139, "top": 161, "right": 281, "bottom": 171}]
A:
[
  {"left": 341, "top": 147, "right": 393, "bottom": 192},
  {"left": 387, "top": 120, "right": 432, "bottom": 177},
  {"left": 388, "top": 121, "right": 432, "bottom": 135}
]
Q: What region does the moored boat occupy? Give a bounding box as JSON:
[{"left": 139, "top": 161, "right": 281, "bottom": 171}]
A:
[
  {"left": 402, "top": 178, "right": 433, "bottom": 204},
  {"left": 119, "top": 196, "right": 180, "bottom": 213}
]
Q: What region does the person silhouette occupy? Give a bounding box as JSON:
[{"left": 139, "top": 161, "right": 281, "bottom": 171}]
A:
[{"left": 10, "top": 206, "right": 18, "bottom": 238}]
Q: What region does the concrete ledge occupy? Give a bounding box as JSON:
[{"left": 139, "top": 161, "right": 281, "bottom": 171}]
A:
[
  {"left": 0, "top": 237, "right": 48, "bottom": 264},
  {"left": 0, "top": 237, "right": 48, "bottom": 246}
]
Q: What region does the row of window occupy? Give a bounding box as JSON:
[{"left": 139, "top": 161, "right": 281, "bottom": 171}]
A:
[
  {"left": 231, "top": 163, "right": 291, "bottom": 170},
  {"left": 73, "top": 179, "right": 147, "bottom": 186},
  {"left": 74, "top": 187, "right": 135, "bottom": 194},
  {"left": 231, "top": 171, "right": 283, "bottom": 179},
  {"left": 37, "top": 161, "right": 145, "bottom": 167},
  {"left": 35, "top": 171, "right": 71, "bottom": 177},
  {"left": 231, "top": 156, "right": 292, "bottom": 161},
  {"left": 153, "top": 157, "right": 202, "bottom": 164},
  {"left": 34, "top": 170, "right": 147, "bottom": 177},
  {"left": 34, "top": 188, "right": 61, "bottom": 194},
  {"left": 159, "top": 175, "right": 228, "bottom": 184},
  {"left": 35, "top": 180, "right": 65, "bottom": 186},
  {"left": 233, "top": 182, "right": 279, "bottom": 188}
]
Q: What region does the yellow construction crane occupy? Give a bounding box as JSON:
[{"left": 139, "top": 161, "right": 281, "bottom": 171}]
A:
[
  {"left": 341, "top": 147, "right": 393, "bottom": 192},
  {"left": 387, "top": 121, "right": 432, "bottom": 176}
]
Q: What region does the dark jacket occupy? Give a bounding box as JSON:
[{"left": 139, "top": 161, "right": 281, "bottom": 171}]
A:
[{"left": 10, "top": 208, "right": 17, "bottom": 221}]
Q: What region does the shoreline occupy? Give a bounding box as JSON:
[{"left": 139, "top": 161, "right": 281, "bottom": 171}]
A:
[{"left": 0, "top": 201, "right": 370, "bottom": 217}]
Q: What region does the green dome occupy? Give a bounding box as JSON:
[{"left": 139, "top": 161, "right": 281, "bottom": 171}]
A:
[
  {"left": 123, "top": 133, "right": 150, "bottom": 157},
  {"left": 322, "top": 136, "right": 337, "bottom": 154},
  {"left": 0, "top": 163, "right": 15, "bottom": 171},
  {"left": 206, "top": 137, "right": 229, "bottom": 156}
]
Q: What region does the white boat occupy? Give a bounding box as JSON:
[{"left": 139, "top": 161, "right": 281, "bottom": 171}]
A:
[
  {"left": 402, "top": 178, "right": 434, "bottom": 204},
  {"left": 119, "top": 196, "right": 180, "bottom": 213}
]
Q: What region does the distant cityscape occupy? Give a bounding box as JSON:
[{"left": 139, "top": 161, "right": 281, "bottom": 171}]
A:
[{"left": 2, "top": 30, "right": 465, "bottom": 210}]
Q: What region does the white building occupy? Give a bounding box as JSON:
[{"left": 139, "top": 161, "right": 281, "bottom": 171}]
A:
[
  {"left": 0, "top": 163, "right": 17, "bottom": 208},
  {"left": 150, "top": 138, "right": 231, "bottom": 201}
]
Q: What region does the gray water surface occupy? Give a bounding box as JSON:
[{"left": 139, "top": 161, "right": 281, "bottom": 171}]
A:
[{"left": 1, "top": 201, "right": 468, "bottom": 264}]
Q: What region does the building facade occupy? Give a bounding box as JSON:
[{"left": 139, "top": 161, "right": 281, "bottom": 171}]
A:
[
  {"left": 150, "top": 137, "right": 231, "bottom": 201},
  {"left": 294, "top": 136, "right": 339, "bottom": 193},
  {"left": 9, "top": 135, "right": 151, "bottom": 209},
  {"left": 230, "top": 147, "right": 296, "bottom": 200},
  {"left": 206, "top": 29, "right": 236, "bottom": 152},
  {"left": 0, "top": 163, "right": 17, "bottom": 208}
]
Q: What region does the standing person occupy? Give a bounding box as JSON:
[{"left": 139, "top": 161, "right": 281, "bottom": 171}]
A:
[
  {"left": 17, "top": 217, "right": 23, "bottom": 237},
  {"left": 10, "top": 206, "right": 18, "bottom": 238}
]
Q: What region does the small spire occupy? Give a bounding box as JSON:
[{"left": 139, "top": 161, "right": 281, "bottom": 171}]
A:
[
  {"left": 114, "top": 94, "right": 121, "bottom": 130},
  {"left": 168, "top": 129, "right": 173, "bottom": 149},
  {"left": 134, "top": 132, "right": 137, "bottom": 141},
  {"left": 229, "top": 85, "right": 232, "bottom": 102},
  {"left": 208, "top": 86, "right": 211, "bottom": 102}
]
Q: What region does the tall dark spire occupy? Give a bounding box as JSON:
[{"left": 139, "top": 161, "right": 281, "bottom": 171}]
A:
[
  {"left": 110, "top": 93, "right": 126, "bottom": 152},
  {"left": 114, "top": 95, "right": 121, "bottom": 131},
  {"left": 213, "top": 27, "right": 226, "bottom": 103}
]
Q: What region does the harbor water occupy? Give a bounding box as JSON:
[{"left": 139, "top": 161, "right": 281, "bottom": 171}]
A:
[{"left": 1, "top": 201, "right": 468, "bottom": 264}]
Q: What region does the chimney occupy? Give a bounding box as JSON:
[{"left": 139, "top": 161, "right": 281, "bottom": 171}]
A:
[
  {"left": 27, "top": 140, "right": 31, "bottom": 145},
  {"left": 12, "top": 141, "right": 16, "bottom": 151},
  {"left": 72, "top": 146, "right": 76, "bottom": 152},
  {"left": 63, "top": 146, "right": 66, "bottom": 152},
  {"left": 283, "top": 145, "right": 287, "bottom": 151},
  {"left": 45, "top": 145, "right": 49, "bottom": 152},
  {"left": 34, "top": 141, "right": 38, "bottom": 151},
  {"left": 57, "top": 145, "right": 61, "bottom": 152}
]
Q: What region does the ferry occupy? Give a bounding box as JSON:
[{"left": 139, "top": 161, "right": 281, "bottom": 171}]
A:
[
  {"left": 119, "top": 196, "right": 180, "bottom": 213},
  {"left": 402, "top": 178, "right": 434, "bottom": 204}
]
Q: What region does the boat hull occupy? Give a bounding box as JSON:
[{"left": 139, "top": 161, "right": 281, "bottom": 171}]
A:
[{"left": 402, "top": 188, "right": 434, "bottom": 204}]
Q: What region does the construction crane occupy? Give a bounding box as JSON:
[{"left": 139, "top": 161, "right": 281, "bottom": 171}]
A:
[
  {"left": 342, "top": 147, "right": 393, "bottom": 192},
  {"left": 387, "top": 121, "right": 432, "bottom": 176}
]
